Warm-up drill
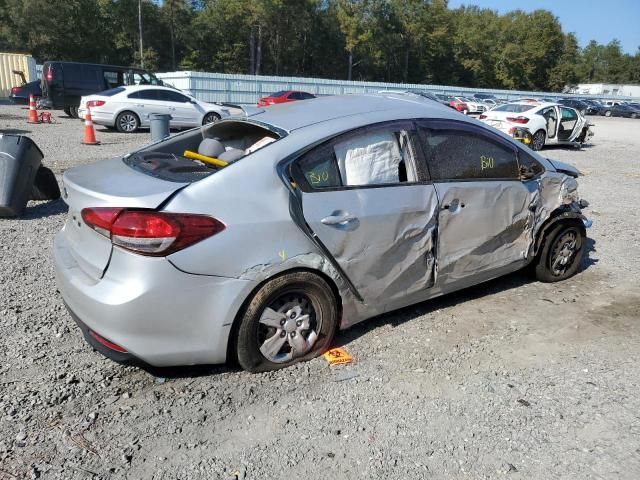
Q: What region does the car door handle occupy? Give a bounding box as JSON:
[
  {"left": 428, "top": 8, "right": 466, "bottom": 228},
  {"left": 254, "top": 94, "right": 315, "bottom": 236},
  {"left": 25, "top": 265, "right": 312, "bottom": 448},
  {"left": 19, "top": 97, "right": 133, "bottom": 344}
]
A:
[
  {"left": 442, "top": 200, "right": 465, "bottom": 211},
  {"left": 321, "top": 212, "right": 357, "bottom": 226}
]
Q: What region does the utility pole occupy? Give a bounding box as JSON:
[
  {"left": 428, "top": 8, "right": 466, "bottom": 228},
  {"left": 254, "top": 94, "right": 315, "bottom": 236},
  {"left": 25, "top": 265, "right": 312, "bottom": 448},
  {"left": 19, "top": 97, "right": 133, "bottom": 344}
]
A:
[{"left": 138, "top": 0, "right": 144, "bottom": 68}]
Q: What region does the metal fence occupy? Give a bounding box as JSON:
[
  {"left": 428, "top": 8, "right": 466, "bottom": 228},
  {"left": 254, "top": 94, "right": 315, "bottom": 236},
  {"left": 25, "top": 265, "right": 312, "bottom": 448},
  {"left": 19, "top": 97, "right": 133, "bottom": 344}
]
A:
[{"left": 155, "top": 70, "right": 638, "bottom": 105}]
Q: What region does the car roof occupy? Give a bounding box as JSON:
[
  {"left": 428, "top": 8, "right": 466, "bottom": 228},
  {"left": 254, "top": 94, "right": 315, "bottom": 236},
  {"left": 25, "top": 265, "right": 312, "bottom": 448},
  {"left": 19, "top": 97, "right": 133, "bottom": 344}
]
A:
[
  {"left": 248, "top": 93, "right": 462, "bottom": 132},
  {"left": 505, "top": 101, "right": 560, "bottom": 108}
]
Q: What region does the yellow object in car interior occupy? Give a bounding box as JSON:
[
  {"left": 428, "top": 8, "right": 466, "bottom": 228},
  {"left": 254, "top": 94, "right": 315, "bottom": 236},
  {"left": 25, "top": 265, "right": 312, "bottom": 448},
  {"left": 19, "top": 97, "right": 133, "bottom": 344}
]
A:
[{"left": 183, "top": 150, "right": 228, "bottom": 168}]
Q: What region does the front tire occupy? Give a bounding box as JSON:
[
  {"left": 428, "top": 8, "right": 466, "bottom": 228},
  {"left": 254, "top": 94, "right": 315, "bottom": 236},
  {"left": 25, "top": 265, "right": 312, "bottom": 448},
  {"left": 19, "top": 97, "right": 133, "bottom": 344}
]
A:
[
  {"left": 202, "top": 112, "right": 221, "bottom": 125},
  {"left": 531, "top": 130, "right": 546, "bottom": 151},
  {"left": 236, "top": 272, "right": 338, "bottom": 373},
  {"left": 63, "top": 107, "right": 72, "bottom": 117},
  {"left": 604, "top": 110, "right": 612, "bottom": 117},
  {"left": 534, "top": 222, "right": 586, "bottom": 283},
  {"left": 115, "top": 111, "right": 140, "bottom": 133},
  {"left": 69, "top": 106, "right": 79, "bottom": 118}
]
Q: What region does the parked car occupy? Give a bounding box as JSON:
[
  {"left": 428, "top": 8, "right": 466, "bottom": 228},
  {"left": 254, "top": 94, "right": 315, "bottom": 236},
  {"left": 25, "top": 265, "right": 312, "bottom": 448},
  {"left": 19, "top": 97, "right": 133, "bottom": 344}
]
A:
[
  {"left": 600, "top": 103, "right": 640, "bottom": 118},
  {"left": 479, "top": 101, "right": 593, "bottom": 150},
  {"left": 54, "top": 93, "right": 590, "bottom": 372},
  {"left": 579, "top": 99, "right": 603, "bottom": 115},
  {"left": 77, "top": 85, "right": 230, "bottom": 132},
  {"left": 557, "top": 98, "right": 589, "bottom": 115},
  {"left": 435, "top": 93, "right": 456, "bottom": 108},
  {"left": 473, "top": 93, "right": 497, "bottom": 102},
  {"left": 451, "top": 96, "right": 486, "bottom": 114},
  {"left": 9, "top": 70, "right": 41, "bottom": 105},
  {"left": 481, "top": 98, "right": 498, "bottom": 109},
  {"left": 257, "top": 90, "right": 316, "bottom": 107},
  {"left": 40, "top": 61, "right": 164, "bottom": 118}
]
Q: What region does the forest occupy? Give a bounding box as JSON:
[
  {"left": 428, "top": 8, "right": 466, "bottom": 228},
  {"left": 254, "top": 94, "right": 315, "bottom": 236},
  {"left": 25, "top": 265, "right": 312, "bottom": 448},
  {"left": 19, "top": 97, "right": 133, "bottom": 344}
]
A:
[{"left": 1, "top": 0, "right": 639, "bottom": 91}]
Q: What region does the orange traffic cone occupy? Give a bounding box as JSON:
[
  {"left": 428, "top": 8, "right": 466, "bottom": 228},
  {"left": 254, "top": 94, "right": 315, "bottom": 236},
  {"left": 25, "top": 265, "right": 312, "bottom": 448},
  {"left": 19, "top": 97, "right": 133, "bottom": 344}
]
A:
[
  {"left": 82, "top": 107, "right": 100, "bottom": 145},
  {"left": 27, "top": 94, "right": 40, "bottom": 124}
]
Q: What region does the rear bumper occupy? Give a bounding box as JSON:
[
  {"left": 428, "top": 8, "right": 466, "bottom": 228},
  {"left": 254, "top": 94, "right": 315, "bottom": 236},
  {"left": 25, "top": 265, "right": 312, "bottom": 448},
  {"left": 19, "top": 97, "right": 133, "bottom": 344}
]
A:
[
  {"left": 54, "top": 228, "right": 258, "bottom": 367},
  {"left": 77, "top": 108, "right": 114, "bottom": 126}
]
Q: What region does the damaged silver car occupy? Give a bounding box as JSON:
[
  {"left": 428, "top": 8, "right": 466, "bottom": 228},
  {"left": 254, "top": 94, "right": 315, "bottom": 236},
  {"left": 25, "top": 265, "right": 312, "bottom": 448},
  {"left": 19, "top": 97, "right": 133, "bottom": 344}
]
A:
[{"left": 54, "top": 93, "right": 590, "bottom": 372}]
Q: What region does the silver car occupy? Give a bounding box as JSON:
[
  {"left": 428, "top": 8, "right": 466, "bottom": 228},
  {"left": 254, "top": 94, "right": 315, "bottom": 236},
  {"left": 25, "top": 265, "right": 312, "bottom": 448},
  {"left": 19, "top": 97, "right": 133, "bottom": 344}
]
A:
[{"left": 54, "top": 93, "right": 590, "bottom": 372}]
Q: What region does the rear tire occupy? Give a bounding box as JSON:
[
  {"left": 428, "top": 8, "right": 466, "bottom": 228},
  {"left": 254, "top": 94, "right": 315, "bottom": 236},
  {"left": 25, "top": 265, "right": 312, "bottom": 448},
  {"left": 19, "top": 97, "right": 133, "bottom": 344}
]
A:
[
  {"left": 115, "top": 111, "right": 140, "bottom": 133},
  {"left": 531, "top": 130, "right": 546, "bottom": 151},
  {"left": 632, "top": 113, "right": 638, "bottom": 119},
  {"left": 604, "top": 110, "right": 612, "bottom": 117},
  {"left": 236, "top": 272, "right": 338, "bottom": 373},
  {"left": 69, "top": 106, "right": 79, "bottom": 118},
  {"left": 534, "top": 222, "right": 586, "bottom": 283},
  {"left": 63, "top": 107, "right": 71, "bottom": 117}
]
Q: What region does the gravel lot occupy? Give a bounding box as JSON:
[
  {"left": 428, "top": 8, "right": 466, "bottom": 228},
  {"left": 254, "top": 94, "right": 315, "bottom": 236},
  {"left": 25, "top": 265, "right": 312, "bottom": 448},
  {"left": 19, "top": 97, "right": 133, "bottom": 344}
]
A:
[{"left": 1, "top": 103, "right": 640, "bottom": 480}]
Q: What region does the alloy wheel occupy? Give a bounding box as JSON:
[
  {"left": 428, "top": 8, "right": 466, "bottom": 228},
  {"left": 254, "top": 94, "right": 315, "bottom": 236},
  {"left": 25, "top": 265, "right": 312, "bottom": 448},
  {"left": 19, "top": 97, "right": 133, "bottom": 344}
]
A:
[
  {"left": 257, "top": 293, "right": 320, "bottom": 363},
  {"left": 549, "top": 230, "right": 580, "bottom": 277},
  {"left": 118, "top": 114, "right": 138, "bottom": 132}
]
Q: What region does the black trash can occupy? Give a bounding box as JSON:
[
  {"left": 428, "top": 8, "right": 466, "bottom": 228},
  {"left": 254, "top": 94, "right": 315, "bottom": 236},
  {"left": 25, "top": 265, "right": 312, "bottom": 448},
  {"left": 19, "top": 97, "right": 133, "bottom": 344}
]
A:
[{"left": 0, "top": 134, "right": 44, "bottom": 217}]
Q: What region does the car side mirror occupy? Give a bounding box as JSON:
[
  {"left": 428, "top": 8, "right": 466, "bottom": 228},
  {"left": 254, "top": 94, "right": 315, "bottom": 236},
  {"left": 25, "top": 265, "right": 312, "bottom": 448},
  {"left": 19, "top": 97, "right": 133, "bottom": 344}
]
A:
[{"left": 519, "top": 165, "right": 536, "bottom": 180}]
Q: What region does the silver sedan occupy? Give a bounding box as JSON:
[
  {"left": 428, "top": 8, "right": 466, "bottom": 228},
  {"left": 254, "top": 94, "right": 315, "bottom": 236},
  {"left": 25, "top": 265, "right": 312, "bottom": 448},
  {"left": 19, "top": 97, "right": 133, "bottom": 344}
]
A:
[{"left": 54, "top": 93, "right": 590, "bottom": 372}]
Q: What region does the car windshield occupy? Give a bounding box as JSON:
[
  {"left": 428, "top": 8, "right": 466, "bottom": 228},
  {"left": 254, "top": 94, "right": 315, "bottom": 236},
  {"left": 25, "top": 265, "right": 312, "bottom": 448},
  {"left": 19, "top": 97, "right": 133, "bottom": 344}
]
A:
[
  {"left": 458, "top": 97, "right": 472, "bottom": 102},
  {"left": 493, "top": 104, "right": 536, "bottom": 113},
  {"left": 270, "top": 91, "right": 287, "bottom": 97}
]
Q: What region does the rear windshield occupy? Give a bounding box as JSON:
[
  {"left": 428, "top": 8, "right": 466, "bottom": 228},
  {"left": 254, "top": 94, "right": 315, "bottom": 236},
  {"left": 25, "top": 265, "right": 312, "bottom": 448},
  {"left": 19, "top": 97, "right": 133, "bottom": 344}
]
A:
[
  {"left": 493, "top": 104, "right": 535, "bottom": 113},
  {"left": 125, "top": 121, "right": 282, "bottom": 182},
  {"left": 100, "top": 87, "right": 125, "bottom": 96}
]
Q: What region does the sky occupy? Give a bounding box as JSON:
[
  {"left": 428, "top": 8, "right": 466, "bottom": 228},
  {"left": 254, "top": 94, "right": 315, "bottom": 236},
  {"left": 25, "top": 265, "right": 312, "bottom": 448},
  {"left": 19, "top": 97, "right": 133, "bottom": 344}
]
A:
[{"left": 448, "top": 0, "right": 640, "bottom": 54}]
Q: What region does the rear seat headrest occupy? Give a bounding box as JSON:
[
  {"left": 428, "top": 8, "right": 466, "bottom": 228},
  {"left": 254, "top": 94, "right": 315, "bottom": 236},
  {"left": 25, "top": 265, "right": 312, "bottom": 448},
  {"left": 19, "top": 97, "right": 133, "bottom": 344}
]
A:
[
  {"left": 218, "top": 148, "right": 245, "bottom": 162},
  {"left": 198, "top": 138, "right": 225, "bottom": 158}
]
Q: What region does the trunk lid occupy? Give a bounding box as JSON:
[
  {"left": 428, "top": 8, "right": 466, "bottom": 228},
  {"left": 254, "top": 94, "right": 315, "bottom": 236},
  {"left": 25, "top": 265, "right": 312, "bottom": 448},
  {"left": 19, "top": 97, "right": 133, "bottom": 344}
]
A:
[{"left": 61, "top": 157, "right": 188, "bottom": 280}]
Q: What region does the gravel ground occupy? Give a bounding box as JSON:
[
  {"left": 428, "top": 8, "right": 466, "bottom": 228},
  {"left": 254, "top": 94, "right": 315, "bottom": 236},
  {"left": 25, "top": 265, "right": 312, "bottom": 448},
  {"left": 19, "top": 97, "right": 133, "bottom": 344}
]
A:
[{"left": 1, "top": 104, "right": 640, "bottom": 480}]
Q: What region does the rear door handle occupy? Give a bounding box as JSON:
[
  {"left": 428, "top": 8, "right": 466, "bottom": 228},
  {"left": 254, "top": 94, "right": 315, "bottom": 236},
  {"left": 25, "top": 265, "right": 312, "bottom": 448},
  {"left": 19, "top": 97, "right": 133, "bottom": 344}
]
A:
[{"left": 321, "top": 212, "right": 357, "bottom": 226}]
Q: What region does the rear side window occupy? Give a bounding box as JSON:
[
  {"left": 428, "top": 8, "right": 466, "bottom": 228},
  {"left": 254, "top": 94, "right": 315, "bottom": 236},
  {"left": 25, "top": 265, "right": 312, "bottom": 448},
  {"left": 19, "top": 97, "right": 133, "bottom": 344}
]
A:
[
  {"left": 420, "top": 127, "right": 519, "bottom": 180},
  {"left": 294, "top": 124, "right": 421, "bottom": 190},
  {"left": 128, "top": 89, "right": 159, "bottom": 100},
  {"left": 103, "top": 70, "right": 125, "bottom": 89}
]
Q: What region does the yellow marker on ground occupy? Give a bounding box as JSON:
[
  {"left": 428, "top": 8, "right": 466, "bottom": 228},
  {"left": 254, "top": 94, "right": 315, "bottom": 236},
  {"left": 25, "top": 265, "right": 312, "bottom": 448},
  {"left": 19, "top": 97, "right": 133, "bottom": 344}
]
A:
[
  {"left": 183, "top": 150, "right": 228, "bottom": 168},
  {"left": 323, "top": 347, "right": 353, "bottom": 366}
]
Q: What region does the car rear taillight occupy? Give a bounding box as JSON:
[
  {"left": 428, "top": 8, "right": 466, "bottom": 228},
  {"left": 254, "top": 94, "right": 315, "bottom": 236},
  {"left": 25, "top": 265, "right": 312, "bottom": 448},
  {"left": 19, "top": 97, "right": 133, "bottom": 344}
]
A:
[
  {"left": 11, "top": 86, "right": 22, "bottom": 94},
  {"left": 479, "top": 114, "right": 487, "bottom": 119},
  {"left": 506, "top": 116, "right": 529, "bottom": 124},
  {"left": 89, "top": 330, "right": 128, "bottom": 353},
  {"left": 86, "top": 100, "right": 106, "bottom": 107},
  {"left": 46, "top": 66, "right": 53, "bottom": 82},
  {"left": 81, "top": 208, "right": 225, "bottom": 256}
]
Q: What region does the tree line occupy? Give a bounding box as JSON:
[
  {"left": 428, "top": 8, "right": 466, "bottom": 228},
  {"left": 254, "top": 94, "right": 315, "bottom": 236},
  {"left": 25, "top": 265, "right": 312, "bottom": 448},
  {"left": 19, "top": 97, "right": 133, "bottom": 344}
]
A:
[{"left": 1, "top": 0, "right": 639, "bottom": 92}]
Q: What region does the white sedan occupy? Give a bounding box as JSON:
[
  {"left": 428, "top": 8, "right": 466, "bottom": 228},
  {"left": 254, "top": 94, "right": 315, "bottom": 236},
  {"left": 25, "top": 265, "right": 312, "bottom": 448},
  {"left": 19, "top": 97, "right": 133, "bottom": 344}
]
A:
[
  {"left": 479, "top": 101, "right": 593, "bottom": 150},
  {"left": 453, "top": 96, "right": 487, "bottom": 114},
  {"left": 78, "top": 85, "right": 230, "bottom": 133}
]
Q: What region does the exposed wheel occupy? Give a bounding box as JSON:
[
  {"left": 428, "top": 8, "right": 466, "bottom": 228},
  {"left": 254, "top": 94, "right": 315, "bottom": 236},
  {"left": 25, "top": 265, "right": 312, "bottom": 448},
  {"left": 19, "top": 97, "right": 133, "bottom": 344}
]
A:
[
  {"left": 202, "top": 112, "right": 221, "bottom": 125},
  {"left": 531, "top": 130, "right": 546, "bottom": 151},
  {"left": 63, "top": 107, "right": 71, "bottom": 117},
  {"left": 604, "top": 110, "right": 611, "bottom": 117},
  {"left": 534, "top": 222, "right": 586, "bottom": 283},
  {"left": 30, "top": 166, "right": 61, "bottom": 201},
  {"left": 236, "top": 271, "right": 338, "bottom": 373},
  {"left": 115, "top": 111, "right": 140, "bottom": 133},
  {"left": 632, "top": 113, "right": 638, "bottom": 119},
  {"left": 69, "top": 106, "right": 79, "bottom": 118}
]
